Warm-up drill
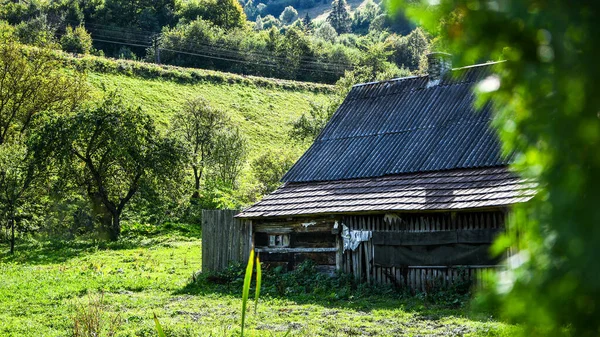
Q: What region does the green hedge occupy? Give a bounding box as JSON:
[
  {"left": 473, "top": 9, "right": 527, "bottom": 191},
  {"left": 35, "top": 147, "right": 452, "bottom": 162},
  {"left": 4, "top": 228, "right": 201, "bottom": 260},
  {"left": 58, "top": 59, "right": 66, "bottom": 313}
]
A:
[{"left": 48, "top": 49, "right": 334, "bottom": 93}]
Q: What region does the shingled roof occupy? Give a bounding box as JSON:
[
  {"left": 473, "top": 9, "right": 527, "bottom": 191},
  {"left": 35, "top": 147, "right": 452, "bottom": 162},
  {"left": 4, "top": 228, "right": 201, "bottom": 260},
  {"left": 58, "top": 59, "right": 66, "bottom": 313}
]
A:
[
  {"left": 237, "top": 167, "right": 535, "bottom": 218},
  {"left": 238, "top": 61, "right": 535, "bottom": 219},
  {"left": 282, "top": 62, "right": 510, "bottom": 183}
]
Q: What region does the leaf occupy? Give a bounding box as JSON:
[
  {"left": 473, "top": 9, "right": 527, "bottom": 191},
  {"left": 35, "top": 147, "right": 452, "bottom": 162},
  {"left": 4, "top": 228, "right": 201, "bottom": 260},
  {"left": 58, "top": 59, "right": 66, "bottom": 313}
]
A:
[
  {"left": 241, "top": 248, "right": 255, "bottom": 337},
  {"left": 254, "top": 253, "right": 261, "bottom": 314},
  {"left": 154, "top": 313, "right": 166, "bottom": 337}
]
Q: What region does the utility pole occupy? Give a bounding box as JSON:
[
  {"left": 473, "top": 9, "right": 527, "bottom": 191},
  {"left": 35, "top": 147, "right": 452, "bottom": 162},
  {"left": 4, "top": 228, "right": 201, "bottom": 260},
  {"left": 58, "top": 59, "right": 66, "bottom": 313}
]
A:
[{"left": 152, "top": 34, "right": 161, "bottom": 64}]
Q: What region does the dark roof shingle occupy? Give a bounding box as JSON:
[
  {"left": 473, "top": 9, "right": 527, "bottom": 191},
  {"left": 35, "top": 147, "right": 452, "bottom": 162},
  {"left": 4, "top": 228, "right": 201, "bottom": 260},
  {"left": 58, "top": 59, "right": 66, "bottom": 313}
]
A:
[
  {"left": 283, "top": 63, "right": 509, "bottom": 183},
  {"left": 238, "top": 167, "right": 535, "bottom": 218}
]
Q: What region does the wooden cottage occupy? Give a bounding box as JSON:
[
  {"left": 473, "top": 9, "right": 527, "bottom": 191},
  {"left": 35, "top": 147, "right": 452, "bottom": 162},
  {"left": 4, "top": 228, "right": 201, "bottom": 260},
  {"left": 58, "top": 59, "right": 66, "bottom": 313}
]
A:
[{"left": 236, "top": 53, "right": 536, "bottom": 290}]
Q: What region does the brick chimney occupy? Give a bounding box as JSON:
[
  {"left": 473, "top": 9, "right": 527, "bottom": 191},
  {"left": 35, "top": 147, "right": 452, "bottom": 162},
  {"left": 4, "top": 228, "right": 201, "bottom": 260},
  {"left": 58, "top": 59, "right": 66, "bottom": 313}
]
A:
[{"left": 426, "top": 52, "right": 452, "bottom": 86}]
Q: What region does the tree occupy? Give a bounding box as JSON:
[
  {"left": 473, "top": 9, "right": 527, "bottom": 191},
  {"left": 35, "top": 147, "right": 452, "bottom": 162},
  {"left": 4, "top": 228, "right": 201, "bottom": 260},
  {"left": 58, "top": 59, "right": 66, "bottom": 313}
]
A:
[
  {"left": 212, "top": 0, "right": 247, "bottom": 29},
  {"left": 0, "top": 32, "right": 87, "bottom": 146},
  {"left": 0, "top": 33, "right": 88, "bottom": 252},
  {"left": 314, "top": 21, "right": 337, "bottom": 42},
  {"left": 392, "top": 27, "right": 429, "bottom": 71},
  {"left": 254, "top": 15, "right": 263, "bottom": 30},
  {"left": 209, "top": 126, "right": 247, "bottom": 188},
  {"left": 289, "top": 101, "right": 334, "bottom": 142},
  {"left": 60, "top": 25, "right": 93, "bottom": 54},
  {"left": 277, "top": 27, "right": 313, "bottom": 78},
  {"left": 99, "top": 0, "right": 177, "bottom": 30},
  {"left": 243, "top": 0, "right": 258, "bottom": 20},
  {"left": 0, "top": 142, "right": 35, "bottom": 254},
  {"left": 395, "top": 0, "right": 600, "bottom": 335},
  {"left": 351, "top": 0, "right": 380, "bottom": 34},
  {"left": 251, "top": 149, "right": 296, "bottom": 195},
  {"left": 327, "top": 0, "right": 351, "bottom": 34},
  {"left": 171, "top": 97, "right": 229, "bottom": 200},
  {"left": 302, "top": 12, "right": 313, "bottom": 32},
  {"left": 279, "top": 6, "right": 298, "bottom": 25},
  {"left": 14, "top": 14, "right": 56, "bottom": 47},
  {"left": 261, "top": 15, "right": 281, "bottom": 30},
  {"left": 38, "top": 94, "right": 185, "bottom": 241}
]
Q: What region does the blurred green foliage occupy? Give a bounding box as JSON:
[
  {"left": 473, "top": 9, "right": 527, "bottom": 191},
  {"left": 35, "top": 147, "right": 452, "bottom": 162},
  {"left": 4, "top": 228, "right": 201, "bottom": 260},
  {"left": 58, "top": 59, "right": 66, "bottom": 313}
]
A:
[{"left": 393, "top": 0, "right": 600, "bottom": 335}]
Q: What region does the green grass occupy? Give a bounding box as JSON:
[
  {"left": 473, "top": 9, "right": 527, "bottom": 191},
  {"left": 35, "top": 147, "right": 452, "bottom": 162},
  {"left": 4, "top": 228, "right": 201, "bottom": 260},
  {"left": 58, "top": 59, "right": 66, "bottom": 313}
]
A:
[
  {"left": 84, "top": 70, "right": 330, "bottom": 200},
  {"left": 0, "top": 225, "right": 520, "bottom": 337},
  {"left": 87, "top": 72, "right": 327, "bottom": 160}
]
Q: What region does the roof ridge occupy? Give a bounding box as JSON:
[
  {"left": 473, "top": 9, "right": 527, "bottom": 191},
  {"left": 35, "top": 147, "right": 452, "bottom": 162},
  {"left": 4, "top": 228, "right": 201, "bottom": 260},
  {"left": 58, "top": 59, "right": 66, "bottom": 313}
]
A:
[
  {"left": 351, "top": 60, "right": 504, "bottom": 88},
  {"left": 352, "top": 74, "right": 424, "bottom": 88}
]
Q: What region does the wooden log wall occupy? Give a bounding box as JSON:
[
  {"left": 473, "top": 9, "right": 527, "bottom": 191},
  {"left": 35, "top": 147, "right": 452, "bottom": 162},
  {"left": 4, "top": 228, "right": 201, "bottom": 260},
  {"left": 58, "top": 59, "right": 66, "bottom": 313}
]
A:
[
  {"left": 342, "top": 210, "right": 506, "bottom": 291},
  {"left": 253, "top": 217, "right": 337, "bottom": 272},
  {"left": 201, "top": 210, "right": 251, "bottom": 273}
]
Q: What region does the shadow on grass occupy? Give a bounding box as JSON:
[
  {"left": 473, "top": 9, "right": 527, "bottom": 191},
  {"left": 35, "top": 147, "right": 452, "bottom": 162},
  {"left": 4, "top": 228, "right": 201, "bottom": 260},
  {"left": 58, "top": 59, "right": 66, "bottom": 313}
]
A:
[
  {"left": 121, "top": 222, "right": 202, "bottom": 240},
  {"left": 173, "top": 263, "right": 496, "bottom": 324},
  {"left": 0, "top": 238, "right": 148, "bottom": 265},
  {"left": 0, "top": 222, "right": 201, "bottom": 265}
]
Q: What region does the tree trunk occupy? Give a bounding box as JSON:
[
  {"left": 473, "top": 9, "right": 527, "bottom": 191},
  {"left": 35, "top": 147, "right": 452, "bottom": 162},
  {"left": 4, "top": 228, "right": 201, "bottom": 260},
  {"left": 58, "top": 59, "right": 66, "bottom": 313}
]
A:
[
  {"left": 9, "top": 217, "right": 14, "bottom": 255},
  {"left": 109, "top": 213, "right": 121, "bottom": 242},
  {"left": 192, "top": 165, "right": 201, "bottom": 200}
]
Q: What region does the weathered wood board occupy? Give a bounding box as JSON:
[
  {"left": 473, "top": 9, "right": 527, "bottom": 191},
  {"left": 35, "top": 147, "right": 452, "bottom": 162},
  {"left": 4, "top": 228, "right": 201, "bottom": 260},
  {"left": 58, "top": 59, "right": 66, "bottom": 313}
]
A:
[{"left": 201, "top": 209, "right": 250, "bottom": 273}]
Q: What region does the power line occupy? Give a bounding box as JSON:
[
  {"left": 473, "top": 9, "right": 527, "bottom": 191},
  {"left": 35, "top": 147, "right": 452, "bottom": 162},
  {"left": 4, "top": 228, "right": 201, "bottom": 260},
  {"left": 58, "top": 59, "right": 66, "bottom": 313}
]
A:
[
  {"left": 85, "top": 34, "right": 344, "bottom": 75},
  {"left": 85, "top": 33, "right": 347, "bottom": 74},
  {"left": 89, "top": 38, "right": 152, "bottom": 49},
  {"left": 74, "top": 21, "right": 354, "bottom": 69},
  {"left": 58, "top": 22, "right": 352, "bottom": 77},
  {"left": 87, "top": 26, "right": 351, "bottom": 70}
]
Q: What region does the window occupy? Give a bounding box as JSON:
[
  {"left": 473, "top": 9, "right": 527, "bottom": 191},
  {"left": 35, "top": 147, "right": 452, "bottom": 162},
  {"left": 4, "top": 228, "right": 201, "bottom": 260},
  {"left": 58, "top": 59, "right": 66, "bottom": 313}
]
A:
[{"left": 268, "top": 234, "right": 290, "bottom": 247}]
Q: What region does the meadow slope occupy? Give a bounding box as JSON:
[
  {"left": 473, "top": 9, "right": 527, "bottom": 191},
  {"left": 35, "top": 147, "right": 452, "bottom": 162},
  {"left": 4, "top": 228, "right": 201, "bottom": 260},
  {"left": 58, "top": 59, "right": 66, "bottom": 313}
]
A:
[{"left": 86, "top": 72, "right": 329, "bottom": 160}]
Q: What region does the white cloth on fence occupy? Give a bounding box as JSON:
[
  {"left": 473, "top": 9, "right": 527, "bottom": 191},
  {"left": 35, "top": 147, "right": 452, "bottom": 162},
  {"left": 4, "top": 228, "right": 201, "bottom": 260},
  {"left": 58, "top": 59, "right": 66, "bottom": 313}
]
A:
[{"left": 342, "top": 224, "right": 372, "bottom": 251}]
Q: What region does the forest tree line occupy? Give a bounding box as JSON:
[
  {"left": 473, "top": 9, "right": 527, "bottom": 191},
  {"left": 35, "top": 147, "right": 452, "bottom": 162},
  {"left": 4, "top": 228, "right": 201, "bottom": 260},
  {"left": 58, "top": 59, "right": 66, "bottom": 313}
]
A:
[{"left": 0, "top": 0, "right": 432, "bottom": 83}]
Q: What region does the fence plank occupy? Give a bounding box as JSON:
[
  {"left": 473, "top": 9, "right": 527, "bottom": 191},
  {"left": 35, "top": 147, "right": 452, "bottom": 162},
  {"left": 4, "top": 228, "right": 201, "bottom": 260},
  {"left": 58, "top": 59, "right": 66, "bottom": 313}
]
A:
[{"left": 201, "top": 210, "right": 247, "bottom": 273}]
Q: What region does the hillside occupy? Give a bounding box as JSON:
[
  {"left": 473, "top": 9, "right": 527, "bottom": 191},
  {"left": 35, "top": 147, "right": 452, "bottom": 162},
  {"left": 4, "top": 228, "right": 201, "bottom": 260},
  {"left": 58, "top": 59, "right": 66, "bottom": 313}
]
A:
[
  {"left": 86, "top": 72, "right": 329, "bottom": 159},
  {"left": 52, "top": 53, "right": 333, "bottom": 203},
  {"left": 67, "top": 53, "right": 331, "bottom": 150}
]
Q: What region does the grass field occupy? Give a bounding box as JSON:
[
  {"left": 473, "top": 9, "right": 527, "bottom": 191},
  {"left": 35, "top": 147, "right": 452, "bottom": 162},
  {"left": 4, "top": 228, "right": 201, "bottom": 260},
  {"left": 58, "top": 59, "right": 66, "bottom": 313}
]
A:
[
  {"left": 0, "top": 224, "right": 519, "bottom": 337},
  {"left": 87, "top": 72, "right": 329, "bottom": 159},
  {"left": 83, "top": 70, "right": 331, "bottom": 200}
]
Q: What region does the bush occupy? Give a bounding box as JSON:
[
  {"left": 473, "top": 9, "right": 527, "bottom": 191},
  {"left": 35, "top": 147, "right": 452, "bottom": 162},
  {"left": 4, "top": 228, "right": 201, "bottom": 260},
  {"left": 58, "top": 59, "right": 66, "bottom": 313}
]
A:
[
  {"left": 279, "top": 6, "right": 298, "bottom": 25},
  {"left": 60, "top": 25, "right": 92, "bottom": 54},
  {"left": 314, "top": 21, "right": 337, "bottom": 43},
  {"left": 14, "top": 14, "right": 56, "bottom": 47},
  {"left": 251, "top": 149, "right": 297, "bottom": 195}
]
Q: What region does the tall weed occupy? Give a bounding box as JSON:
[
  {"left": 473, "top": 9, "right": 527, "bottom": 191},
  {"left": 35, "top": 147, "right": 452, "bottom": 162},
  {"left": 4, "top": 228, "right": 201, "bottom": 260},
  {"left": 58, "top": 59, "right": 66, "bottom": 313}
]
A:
[{"left": 72, "top": 292, "right": 122, "bottom": 337}]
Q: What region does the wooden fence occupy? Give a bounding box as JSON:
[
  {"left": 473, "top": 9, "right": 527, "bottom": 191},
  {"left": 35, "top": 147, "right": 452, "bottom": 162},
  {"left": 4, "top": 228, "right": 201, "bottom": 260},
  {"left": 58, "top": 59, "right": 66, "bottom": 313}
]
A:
[{"left": 201, "top": 209, "right": 251, "bottom": 273}]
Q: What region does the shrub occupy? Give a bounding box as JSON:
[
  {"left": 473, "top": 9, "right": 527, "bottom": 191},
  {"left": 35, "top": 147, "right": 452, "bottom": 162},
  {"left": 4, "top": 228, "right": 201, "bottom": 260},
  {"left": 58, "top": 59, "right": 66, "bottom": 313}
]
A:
[
  {"left": 60, "top": 25, "right": 92, "bottom": 54},
  {"left": 251, "top": 149, "right": 297, "bottom": 195},
  {"left": 279, "top": 6, "right": 298, "bottom": 25},
  {"left": 314, "top": 21, "right": 337, "bottom": 42}
]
